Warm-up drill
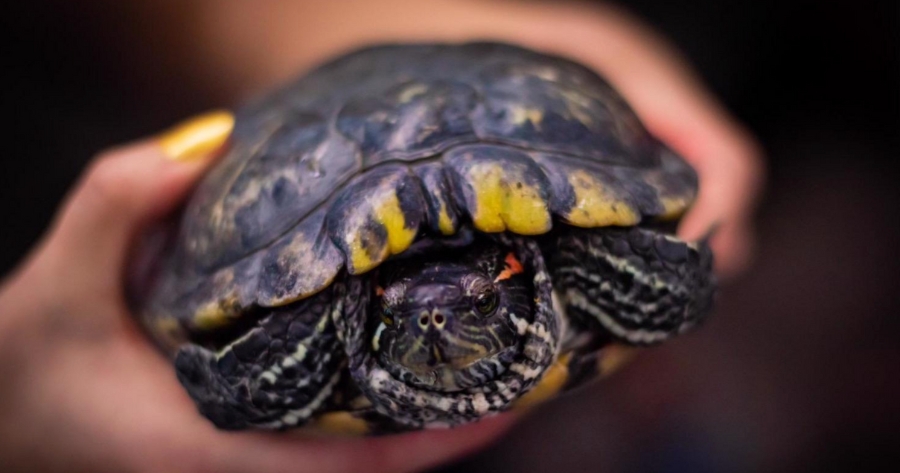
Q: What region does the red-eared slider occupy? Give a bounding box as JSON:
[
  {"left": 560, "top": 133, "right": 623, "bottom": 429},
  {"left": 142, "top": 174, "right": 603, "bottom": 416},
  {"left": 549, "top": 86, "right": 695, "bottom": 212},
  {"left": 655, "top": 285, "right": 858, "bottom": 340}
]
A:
[{"left": 138, "top": 42, "right": 715, "bottom": 433}]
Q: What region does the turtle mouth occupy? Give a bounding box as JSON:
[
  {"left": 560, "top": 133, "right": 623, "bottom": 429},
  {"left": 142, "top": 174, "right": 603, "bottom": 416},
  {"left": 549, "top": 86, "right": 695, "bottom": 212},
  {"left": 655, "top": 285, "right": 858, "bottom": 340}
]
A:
[{"left": 396, "top": 344, "right": 519, "bottom": 392}]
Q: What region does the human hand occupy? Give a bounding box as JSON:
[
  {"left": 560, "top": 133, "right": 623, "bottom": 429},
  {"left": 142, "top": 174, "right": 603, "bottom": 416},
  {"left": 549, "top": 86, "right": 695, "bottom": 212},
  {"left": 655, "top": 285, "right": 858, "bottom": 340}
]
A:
[
  {"left": 196, "top": 0, "right": 764, "bottom": 277},
  {"left": 0, "top": 118, "right": 513, "bottom": 473},
  {"left": 0, "top": 2, "right": 763, "bottom": 471}
]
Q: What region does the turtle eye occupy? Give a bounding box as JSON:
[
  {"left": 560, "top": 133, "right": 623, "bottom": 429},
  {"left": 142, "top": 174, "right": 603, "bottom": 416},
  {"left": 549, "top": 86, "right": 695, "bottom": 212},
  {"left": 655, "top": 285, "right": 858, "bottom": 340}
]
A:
[{"left": 474, "top": 290, "right": 498, "bottom": 315}]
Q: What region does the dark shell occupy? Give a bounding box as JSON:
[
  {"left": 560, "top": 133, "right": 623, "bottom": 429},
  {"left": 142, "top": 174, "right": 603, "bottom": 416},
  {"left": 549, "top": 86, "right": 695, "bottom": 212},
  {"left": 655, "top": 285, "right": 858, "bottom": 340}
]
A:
[{"left": 143, "top": 42, "right": 698, "bottom": 334}]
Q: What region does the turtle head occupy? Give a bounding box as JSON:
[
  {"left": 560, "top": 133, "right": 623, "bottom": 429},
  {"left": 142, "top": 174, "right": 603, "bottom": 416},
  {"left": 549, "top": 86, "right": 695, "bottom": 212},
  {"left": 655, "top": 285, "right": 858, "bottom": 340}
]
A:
[{"left": 373, "top": 241, "right": 532, "bottom": 392}]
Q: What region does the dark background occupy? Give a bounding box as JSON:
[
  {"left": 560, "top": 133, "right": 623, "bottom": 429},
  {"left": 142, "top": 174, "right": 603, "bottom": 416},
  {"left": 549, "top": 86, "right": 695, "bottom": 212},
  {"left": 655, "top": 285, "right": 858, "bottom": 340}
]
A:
[{"left": 2, "top": 1, "right": 898, "bottom": 472}]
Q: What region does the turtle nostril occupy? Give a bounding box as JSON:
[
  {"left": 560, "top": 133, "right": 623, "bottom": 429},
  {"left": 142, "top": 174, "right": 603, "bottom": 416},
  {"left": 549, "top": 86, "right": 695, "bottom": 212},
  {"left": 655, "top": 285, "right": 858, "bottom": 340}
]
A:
[
  {"left": 433, "top": 314, "right": 445, "bottom": 325},
  {"left": 418, "top": 315, "right": 429, "bottom": 328}
]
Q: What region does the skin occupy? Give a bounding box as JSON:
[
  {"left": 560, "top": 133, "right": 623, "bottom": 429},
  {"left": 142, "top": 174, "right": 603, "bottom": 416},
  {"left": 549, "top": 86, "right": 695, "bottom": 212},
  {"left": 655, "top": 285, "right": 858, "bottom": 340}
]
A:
[
  {"left": 0, "top": 1, "right": 763, "bottom": 472},
  {"left": 374, "top": 243, "right": 528, "bottom": 392}
]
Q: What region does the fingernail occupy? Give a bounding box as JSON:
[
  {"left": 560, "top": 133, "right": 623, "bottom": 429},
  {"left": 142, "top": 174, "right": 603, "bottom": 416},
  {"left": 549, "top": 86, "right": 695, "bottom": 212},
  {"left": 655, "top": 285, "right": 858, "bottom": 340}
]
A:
[{"left": 158, "top": 110, "right": 234, "bottom": 162}]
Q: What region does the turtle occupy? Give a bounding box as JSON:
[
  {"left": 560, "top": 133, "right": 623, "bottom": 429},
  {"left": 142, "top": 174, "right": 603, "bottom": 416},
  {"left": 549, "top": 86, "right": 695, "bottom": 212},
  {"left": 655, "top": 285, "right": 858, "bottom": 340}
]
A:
[{"left": 137, "top": 42, "right": 715, "bottom": 434}]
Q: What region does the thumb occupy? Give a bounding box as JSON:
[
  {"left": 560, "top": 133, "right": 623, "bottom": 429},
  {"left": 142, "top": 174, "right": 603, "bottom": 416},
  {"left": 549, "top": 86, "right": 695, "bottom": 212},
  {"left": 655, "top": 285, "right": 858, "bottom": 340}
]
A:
[{"left": 41, "top": 111, "right": 234, "bottom": 298}]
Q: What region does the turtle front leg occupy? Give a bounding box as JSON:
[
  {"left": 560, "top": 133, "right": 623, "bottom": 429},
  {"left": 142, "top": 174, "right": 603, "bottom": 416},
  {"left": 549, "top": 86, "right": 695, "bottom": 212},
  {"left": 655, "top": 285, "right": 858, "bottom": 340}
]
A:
[
  {"left": 174, "top": 287, "right": 344, "bottom": 430},
  {"left": 546, "top": 226, "right": 715, "bottom": 345}
]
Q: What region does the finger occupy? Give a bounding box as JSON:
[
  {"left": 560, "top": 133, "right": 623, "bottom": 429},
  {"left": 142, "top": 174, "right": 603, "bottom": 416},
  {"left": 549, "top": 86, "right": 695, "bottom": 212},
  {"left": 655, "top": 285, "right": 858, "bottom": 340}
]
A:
[
  {"left": 212, "top": 414, "right": 517, "bottom": 473},
  {"left": 676, "top": 136, "right": 763, "bottom": 277},
  {"left": 40, "top": 111, "right": 234, "bottom": 298}
]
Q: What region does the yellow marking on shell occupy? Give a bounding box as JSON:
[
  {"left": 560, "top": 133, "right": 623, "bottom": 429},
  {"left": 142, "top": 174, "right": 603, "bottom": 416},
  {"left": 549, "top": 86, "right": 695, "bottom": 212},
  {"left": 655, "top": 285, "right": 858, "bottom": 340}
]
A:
[
  {"left": 148, "top": 316, "right": 185, "bottom": 353},
  {"left": 347, "top": 237, "right": 376, "bottom": 274},
  {"left": 598, "top": 344, "right": 639, "bottom": 379},
  {"left": 192, "top": 295, "right": 240, "bottom": 330},
  {"left": 307, "top": 412, "right": 370, "bottom": 436},
  {"left": 436, "top": 197, "right": 456, "bottom": 235},
  {"left": 190, "top": 268, "right": 244, "bottom": 328},
  {"left": 658, "top": 196, "right": 690, "bottom": 221},
  {"left": 347, "top": 217, "right": 382, "bottom": 274},
  {"left": 158, "top": 110, "right": 234, "bottom": 162},
  {"left": 469, "top": 163, "right": 505, "bottom": 232},
  {"left": 509, "top": 106, "right": 544, "bottom": 127},
  {"left": 263, "top": 227, "right": 341, "bottom": 307},
  {"left": 566, "top": 170, "right": 640, "bottom": 227},
  {"left": 377, "top": 192, "right": 416, "bottom": 254},
  {"left": 348, "top": 190, "right": 417, "bottom": 274},
  {"left": 150, "top": 316, "right": 180, "bottom": 337},
  {"left": 512, "top": 353, "right": 571, "bottom": 410},
  {"left": 467, "top": 162, "right": 551, "bottom": 235}
]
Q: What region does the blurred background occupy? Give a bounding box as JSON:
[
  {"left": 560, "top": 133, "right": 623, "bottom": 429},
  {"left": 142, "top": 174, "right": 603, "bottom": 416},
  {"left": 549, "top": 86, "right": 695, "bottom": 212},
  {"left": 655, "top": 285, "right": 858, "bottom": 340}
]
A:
[{"left": 1, "top": 1, "right": 897, "bottom": 472}]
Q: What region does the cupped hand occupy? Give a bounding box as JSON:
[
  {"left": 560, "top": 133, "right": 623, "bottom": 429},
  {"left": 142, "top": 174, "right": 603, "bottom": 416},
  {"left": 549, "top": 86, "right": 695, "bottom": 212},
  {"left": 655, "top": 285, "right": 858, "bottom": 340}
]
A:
[
  {"left": 0, "top": 2, "right": 763, "bottom": 472},
  {"left": 0, "top": 134, "right": 513, "bottom": 473}
]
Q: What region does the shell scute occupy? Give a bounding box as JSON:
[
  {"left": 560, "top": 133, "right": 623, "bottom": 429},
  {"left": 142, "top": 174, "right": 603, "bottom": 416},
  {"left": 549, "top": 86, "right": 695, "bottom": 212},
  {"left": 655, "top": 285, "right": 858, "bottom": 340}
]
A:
[
  {"left": 256, "top": 208, "right": 344, "bottom": 307},
  {"left": 472, "top": 60, "right": 657, "bottom": 168},
  {"left": 326, "top": 165, "right": 427, "bottom": 274},
  {"left": 444, "top": 144, "right": 553, "bottom": 235},
  {"left": 337, "top": 80, "right": 478, "bottom": 164},
  {"left": 414, "top": 162, "right": 460, "bottom": 236},
  {"left": 183, "top": 112, "right": 361, "bottom": 270},
  {"left": 144, "top": 249, "right": 262, "bottom": 338}
]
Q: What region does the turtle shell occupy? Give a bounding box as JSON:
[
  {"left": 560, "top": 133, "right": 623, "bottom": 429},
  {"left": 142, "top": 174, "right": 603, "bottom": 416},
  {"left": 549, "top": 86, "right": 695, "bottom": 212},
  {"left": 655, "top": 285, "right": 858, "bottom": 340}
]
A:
[{"left": 142, "top": 42, "right": 697, "bottom": 341}]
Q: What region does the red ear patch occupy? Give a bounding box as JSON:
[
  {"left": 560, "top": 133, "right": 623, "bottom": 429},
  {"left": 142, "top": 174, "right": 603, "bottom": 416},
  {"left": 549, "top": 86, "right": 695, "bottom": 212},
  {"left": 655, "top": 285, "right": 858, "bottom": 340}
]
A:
[
  {"left": 375, "top": 286, "right": 385, "bottom": 297},
  {"left": 495, "top": 252, "right": 525, "bottom": 282}
]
